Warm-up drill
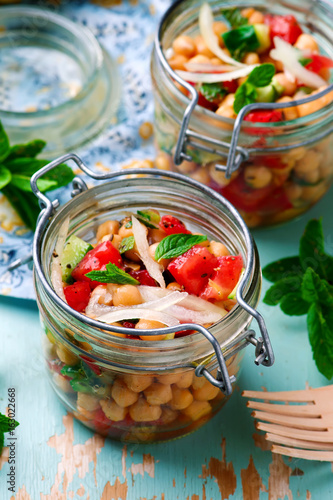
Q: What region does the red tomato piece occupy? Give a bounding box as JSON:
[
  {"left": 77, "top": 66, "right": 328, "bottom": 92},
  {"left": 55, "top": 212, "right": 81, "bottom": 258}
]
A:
[
  {"left": 167, "top": 246, "right": 218, "bottom": 296},
  {"left": 47, "top": 358, "right": 64, "bottom": 376},
  {"left": 256, "top": 186, "right": 293, "bottom": 214},
  {"left": 93, "top": 408, "right": 113, "bottom": 433},
  {"left": 64, "top": 282, "right": 91, "bottom": 312},
  {"left": 197, "top": 92, "right": 218, "bottom": 111},
  {"left": 223, "top": 80, "right": 238, "bottom": 93},
  {"left": 305, "top": 54, "right": 333, "bottom": 74},
  {"left": 159, "top": 215, "right": 191, "bottom": 235},
  {"left": 129, "top": 270, "right": 157, "bottom": 286},
  {"left": 71, "top": 241, "right": 123, "bottom": 288},
  {"left": 221, "top": 173, "right": 275, "bottom": 213},
  {"left": 122, "top": 321, "right": 136, "bottom": 329},
  {"left": 260, "top": 155, "right": 285, "bottom": 169},
  {"left": 244, "top": 110, "right": 283, "bottom": 123},
  {"left": 264, "top": 14, "right": 303, "bottom": 45},
  {"left": 80, "top": 356, "right": 102, "bottom": 375},
  {"left": 200, "top": 255, "right": 243, "bottom": 301}
]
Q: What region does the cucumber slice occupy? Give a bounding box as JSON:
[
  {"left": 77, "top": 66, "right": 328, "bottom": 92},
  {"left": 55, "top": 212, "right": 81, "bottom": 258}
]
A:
[
  {"left": 61, "top": 235, "right": 93, "bottom": 283},
  {"left": 253, "top": 24, "right": 271, "bottom": 53},
  {"left": 255, "top": 84, "right": 277, "bottom": 103},
  {"left": 228, "top": 268, "right": 245, "bottom": 300}
]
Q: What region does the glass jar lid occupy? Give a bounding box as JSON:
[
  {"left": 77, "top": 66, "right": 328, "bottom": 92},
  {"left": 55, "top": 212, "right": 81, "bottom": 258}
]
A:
[{"left": 0, "top": 6, "right": 120, "bottom": 157}]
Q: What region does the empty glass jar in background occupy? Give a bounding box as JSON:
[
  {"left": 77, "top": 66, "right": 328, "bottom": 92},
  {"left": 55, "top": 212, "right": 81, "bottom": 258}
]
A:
[
  {"left": 33, "top": 160, "right": 273, "bottom": 443},
  {"left": 151, "top": 0, "right": 333, "bottom": 228}
]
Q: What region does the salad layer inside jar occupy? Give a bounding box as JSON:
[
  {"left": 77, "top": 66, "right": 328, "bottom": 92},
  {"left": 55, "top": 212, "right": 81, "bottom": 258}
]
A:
[
  {"left": 43, "top": 208, "right": 245, "bottom": 442},
  {"left": 153, "top": 2, "right": 333, "bottom": 227}
]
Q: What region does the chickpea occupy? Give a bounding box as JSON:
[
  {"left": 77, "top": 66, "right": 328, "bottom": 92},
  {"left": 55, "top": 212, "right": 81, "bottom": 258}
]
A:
[
  {"left": 294, "top": 149, "right": 322, "bottom": 174},
  {"left": 238, "top": 76, "right": 248, "bottom": 87},
  {"left": 144, "top": 383, "right": 172, "bottom": 405},
  {"left": 56, "top": 345, "right": 79, "bottom": 366},
  {"left": 191, "top": 168, "right": 211, "bottom": 185},
  {"left": 76, "top": 406, "right": 96, "bottom": 421},
  {"left": 112, "top": 285, "right": 143, "bottom": 307},
  {"left": 77, "top": 392, "right": 100, "bottom": 411},
  {"left": 155, "top": 153, "right": 171, "bottom": 171},
  {"left": 241, "top": 7, "right": 255, "bottom": 18},
  {"left": 176, "top": 371, "right": 194, "bottom": 389},
  {"left": 129, "top": 396, "right": 162, "bottom": 422},
  {"left": 244, "top": 165, "right": 273, "bottom": 189},
  {"left": 169, "top": 386, "right": 193, "bottom": 410},
  {"left": 124, "top": 244, "right": 141, "bottom": 263},
  {"left": 100, "top": 399, "right": 127, "bottom": 422},
  {"left": 273, "top": 73, "right": 297, "bottom": 97},
  {"left": 177, "top": 160, "right": 197, "bottom": 174},
  {"left": 188, "top": 54, "right": 211, "bottom": 65},
  {"left": 96, "top": 220, "right": 120, "bottom": 242},
  {"left": 172, "top": 35, "right": 196, "bottom": 58},
  {"left": 136, "top": 319, "right": 167, "bottom": 341},
  {"left": 216, "top": 102, "right": 237, "bottom": 128},
  {"left": 110, "top": 234, "right": 122, "bottom": 251},
  {"left": 173, "top": 80, "right": 189, "bottom": 97},
  {"left": 243, "top": 52, "right": 260, "bottom": 65},
  {"left": 157, "top": 373, "right": 182, "bottom": 385},
  {"left": 302, "top": 182, "right": 327, "bottom": 202},
  {"left": 139, "top": 121, "right": 153, "bottom": 140},
  {"left": 284, "top": 182, "right": 303, "bottom": 202},
  {"left": 297, "top": 86, "right": 333, "bottom": 117},
  {"left": 167, "top": 281, "right": 183, "bottom": 291},
  {"left": 118, "top": 219, "right": 134, "bottom": 239},
  {"left": 149, "top": 242, "right": 170, "bottom": 269},
  {"left": 210, "top": 57, "right": 223, "bottom": 65},
  {"left": 284, "top": 146, "right": 306, "bottom": 162},
  {"left": 192, "top": 232, "right": 210, "bottom": 248},
  {"left": 194, "top": 35, "right": 215, "bottom": 58},
  {"left": 276, "top": 96, "right": 299, "bottom": 120},
  {"left": 261, "top": 54, "right": 284, "bottom": 72},
  {"left": 248, "top": 11, "right": 264, "bottom": 24},
  {"left": 123, "top": 373, "right": 153, "bottom": 393},
  {"left": 148, "top": 228, "right": 166, "bottom": 244},
  {"left": 223, "top": 93, "right": 236, "bottom": 108},
  {"left": 111, "top": 379, "right": 139, "bottom": 407},
  {"left": 209, "top": 241, "right": 230, "bottom": 258},
  {"left": 320, "top": 163, "right": 333, "bottom": 178},
  {"left": 53, "top": 373, "right": 73, "bottom": 393},
  {"left": 213, "top": 21, "right": 227, "bottom": 40},
  {"left": 182, "top": 400, "right": 212, "bottom": 421},
  {"left": 192, "top": 379, "right": 220, "bottom": 401},
  {"left": 299, "top": 169, "right": 321, "bottom": 184},
  {"left": 159, "top": 407, "right": 179, "bottom": 425},
  {"left": 168, "top": 54, "right": 188, "bottom": 71},
  {"left": 319, "top": 67, "right": 330, "bottom": 81},
  {"left": 191, "top": 375, "right": 206, "bottom": 390},
  {"left": 294, "top": 33, "right": 319, "bottom": 52}
]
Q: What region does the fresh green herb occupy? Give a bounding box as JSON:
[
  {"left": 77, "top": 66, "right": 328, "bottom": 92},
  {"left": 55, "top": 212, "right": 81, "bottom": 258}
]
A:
[
  {"left": 0, "top": 122, "right": 74, "bottom": 229},
  {"left": 155, "top": 233, "right": 208, "bottom": 261},
  {"left": 119, "top": 236, "right": 135, "bottom": 254},
  {"left": 222, "top": 25, "right": 259, "bottom": 61},
  {"left": 233, "top": 63, "right": 276, "bottom": 113},
  {"left": 85, "top": 263, "right": 139, "bottom": 285},
  {"left": 62, "top": 361, "right": 108, "bottom": 396},
  {"left": 263, "top": 219, "right": 333, "bottom": 379},
  {"left": 297, "top": 86, "right": 313, "bottom": 95},
  {"left": 299, "top": 57, "right": 313, "bottom": 67},
  {"left": 0, "top": 412, "right": 19, "bottom": 455},
  {"left": 221, "top": 8, "right": 248, "bottom": 28},
  {"left": 125, "top": 220, "right": 133, "bottom": 229},
  {"left": 200, "top": 83, "right": 227, "bottom": 103}
]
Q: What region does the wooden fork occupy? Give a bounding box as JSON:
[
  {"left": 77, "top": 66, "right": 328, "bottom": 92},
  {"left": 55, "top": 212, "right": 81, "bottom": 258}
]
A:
[{"left": 242, "top": 385, "right": 333, "bottom": 461}]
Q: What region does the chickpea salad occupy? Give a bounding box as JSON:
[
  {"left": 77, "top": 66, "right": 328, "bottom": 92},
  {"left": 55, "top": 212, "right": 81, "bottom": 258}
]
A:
[
  {"left": 51, "top": 210, "right": 244, "bottom": 339},
  {"left": 168, "top": 3, "right": 333, "bottom": 121}
]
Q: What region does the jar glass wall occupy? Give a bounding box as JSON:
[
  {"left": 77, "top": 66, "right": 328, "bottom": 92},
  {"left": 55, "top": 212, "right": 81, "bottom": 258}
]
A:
[
  {"left": 34, "top": 176, "right": 262, "bottom": 443},
  {"left": 151, "top": 0, "right": 333, "bottom": 228}
]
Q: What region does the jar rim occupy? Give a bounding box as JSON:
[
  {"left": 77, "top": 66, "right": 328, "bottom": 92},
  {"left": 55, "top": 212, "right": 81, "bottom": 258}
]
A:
[{"left": 0, "top": 5, "right": 103, "bottom": 117}]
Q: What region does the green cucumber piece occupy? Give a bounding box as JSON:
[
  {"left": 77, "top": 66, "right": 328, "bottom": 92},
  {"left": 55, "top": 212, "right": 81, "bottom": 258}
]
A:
[
  {"left": 253, "top": 24, "right": 271, "bottom": 53},
  {"left": 255, "top": 84, "right": 277, "bottom": 103},
  {"left": 61, "top": 235, "right": 93, "bottom": 283}
]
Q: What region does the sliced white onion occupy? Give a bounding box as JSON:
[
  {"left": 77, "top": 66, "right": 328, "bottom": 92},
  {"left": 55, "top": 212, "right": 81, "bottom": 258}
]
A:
[
  {"left": 166, "top": 305, "right": 225, "bottom": 324},
  {"left": 176, "top": 64, "right": 258, "bottom": 83},
  {"left": 96, "top": 308, "right": 180, "bottom": 327},
  {"left": 270, "top": 37, "right": 326, "bottom": 88},
  {"left": 85, "top": 286, "right": 113, "bottom": 318},
  {"left": 51, "top": 217, "right": 70, "bottom": 303},
  {"left": 131, "top": 216, "right": 165, "bottom": 288},
  {"left": 199, "top": 3, "right": 245, "bottom": 68},
  {"left": 184, "top": 62, "right": 236, "bottom": 73}
]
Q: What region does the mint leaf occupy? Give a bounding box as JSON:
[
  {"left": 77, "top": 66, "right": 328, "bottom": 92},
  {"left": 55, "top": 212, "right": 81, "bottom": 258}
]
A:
[
  {"left": 0, "top": 122, "right": 10, "bottom": 163},
  {"left": 119, "top": 236, "right": 135, "bottom": 254},
  {"left": 10, "top": 174, "right": 57, "bottom": 193},
  {"left": 0, "top": 432, "right": 3, "bottom": 455},
  {"left": 263, "top": 276, "right": 302, "bottom": 306},
  {"left": 7, "top": 139, "right": 46, "bottom": 161},
  {"left": 307, "top": 304, "right": 333, "bottom": 379},
  {"left": 125, "top": 220, "right": 132, "bottom": 229},
  {"left": 262, "top": 256, "right": 302, "bottom": 283},
  {"left": 155, "top": 233, "right": 208, "bottom": 261},
  {"left": 0, "top": 413, "right": 19, "bottom": 433},
  {"left": 280, "top": 292, "right": 310, "bottom": 316},
  {"left": 0, "top": 165, "right": 12, "bottom": 189},
  {"left": 200, "top": 83, "right": 227, "bottom": 103},
  {"left": 247, "top": 63, "right": 275, "bottom": 87},
  {"left": 301, "top": 268, "right": 333, "bottom": 306},
  {"left": 222, "top": 25, "right": 259, "bottom": 61},
  {"left": 299, "top": 219, "right": 333, "bottom": 280},
  {"left": 234, "top": 82, "right": 257, "bottom": 114},
  {"left": 85, "top": 263, "right": 139, "bottom": 285},
  {"left": 299, "top": 57, "right": 313, "bottom": 67},
  {"left": 222, "top": 8, "right": 248, "bottom": 28},
  {"left": 61, "top": 364, "right": 83, "bottom": 379},
  {"left": 2, "top": 185, "right": 40, "bottom": 229}
]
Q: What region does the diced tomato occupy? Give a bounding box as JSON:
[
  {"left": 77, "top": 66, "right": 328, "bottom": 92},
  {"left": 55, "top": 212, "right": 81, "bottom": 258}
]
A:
[
  {"left": 223, "top": 80, "right": 238, "bottom": 93},
  {"left": 244, "top": 110, "right": 283, "bottom": 123},
  {"left": 260, "top": 155, "right": 285, "bottom": 169},
  {"left": 200, "top": 255, "right": 243, "bottom": 301},
  {"left": 264, "top": 14, "right": 303, "bottom": 46},
  {"left": 71, "top": 241, "right": 122, "bottom": 288},
  {"left": 197, "top": 92, "right": 218, "bottom": 111},
  {"left": 47, "top": 358, "right": 64, "bottom": 376},
  {"left": 256, "top": 186, "right": 293, "bottom": 214},
  {"left": 167, "top": 246, "right": 218, "bottom": 296},
  {"left": 64, "top": 282, "right": 91, "bottom": 312},
  {"left": 93, "top": 408, "right": 113, "bottom": 433},
  {"left": 159, "top": 215, "right": 191, "bottom": 235},
  {"left": 220, "top": 173, "right": 274, "bottom": 213},
  {"left": 122, "top": 321, "right": 136, "bottom": 329},
  {"left": 129, "top": 270, "right": 157, "bottom": 286},
  {"left": 80, "top": 356, "right": 102, "bottom": 375},
  {"left": 305, "top": 54, "right": 333, "bottom": 74}
]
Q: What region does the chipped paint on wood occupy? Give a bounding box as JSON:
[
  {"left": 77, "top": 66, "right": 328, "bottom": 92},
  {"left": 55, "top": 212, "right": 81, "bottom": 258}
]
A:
[
  {"left": 10, "top": 485, "right": 31, "bottom": 500},
  {"left": 100, "top": 478, "right": 128, "bottom": 500},
  {"left": 202, "top": 483, "right": 206, "bottom": 500},
  {"left": 253, "top": 432, "right": 271, "bottom": 451},
  {"left": 172, "top": 478, "right": 176, "bottom": 487},
  {"left": 130, "top": 453, "right": 155, "bottom": 478},
  {"left": 0, "top": 447, "right": 9, "bottom": 471},
  {"left": 306, "top": 490, "right": 311, "bottom": 499},
  {"left": 201, "top": 438, "right": 237, "bottom": 499},
  {"left": 77, "top": 485, "right": 85, "bottom": 496},
  {"left": 122, "top": 445, "right": 127, "bottom": 478},
  {"left": 241, "top": 456, "right": 262, "bottom": 500},
  {"left": 268, "top": 454, "right": 292, "bottom": 500}
]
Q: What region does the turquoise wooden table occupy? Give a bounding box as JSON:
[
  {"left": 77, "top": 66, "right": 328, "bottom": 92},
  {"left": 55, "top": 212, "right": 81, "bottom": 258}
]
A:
[{"left": 1, "top": 189, "right": 333, "bottom": 500}]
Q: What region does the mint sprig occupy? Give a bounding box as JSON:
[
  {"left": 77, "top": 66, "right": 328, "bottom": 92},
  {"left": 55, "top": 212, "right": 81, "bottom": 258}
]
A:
[
  {"left": 119, "top": 236, "right": 135, "bottom": 254},
  {"left": 0, "top": 412, "right": 19, "bottom": 455},
  {"left": 233, "top": 63, "right": 276, "bottom": 114},
  {"left": 221, "top": 7, "right": 248, "bottom": 28},
  {"left": 85, "top": 263, "right": 139, "bottom": 285},
  {"left": 155, "top": 233, "right": 208, "bottom": 261},
  {"left": 200, "top": 83, "right": 227, "bottom": 103},
  {"left": 263, "top": 219, "right": 333, "bottom": 379}
]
